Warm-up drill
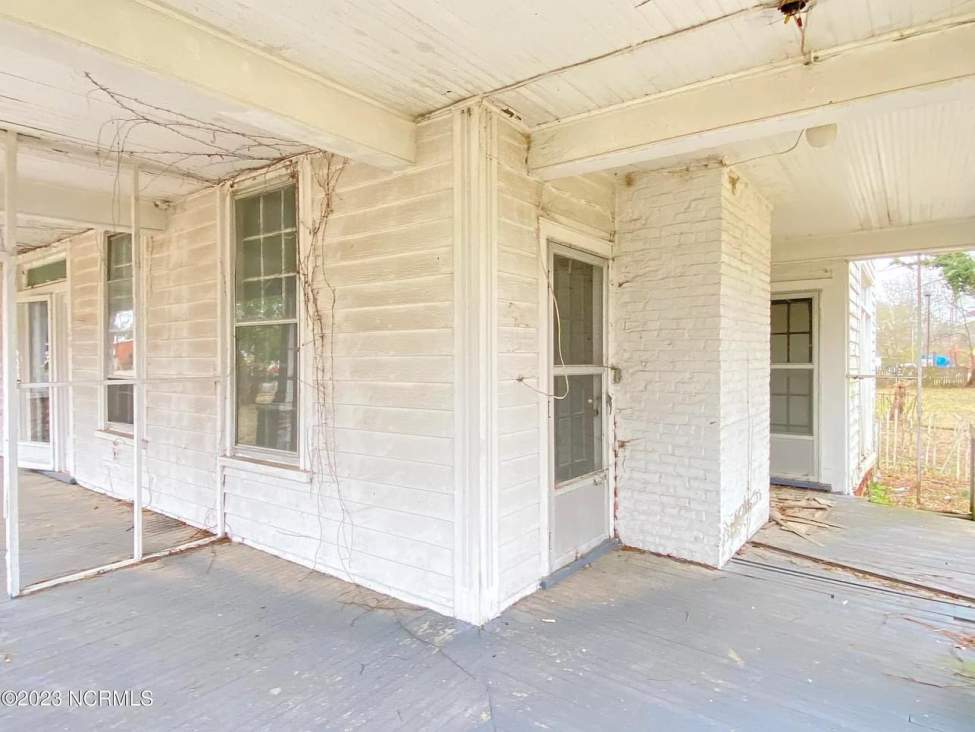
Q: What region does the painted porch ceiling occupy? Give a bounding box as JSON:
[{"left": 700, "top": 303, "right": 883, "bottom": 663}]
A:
[
  {"left": 0, "top": 16, "right": 311, "bottom": 198},
  {"left": 158, "top": 0, "right": 975, "bottom": 126},
  {"left": 621, "top": 96, "right": 975, "bottom": 241},
  {"left": 1, "top": 0, "right": 974, "bottom": 250}
]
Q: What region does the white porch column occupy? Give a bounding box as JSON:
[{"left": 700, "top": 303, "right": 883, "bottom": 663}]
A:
[
  {"left": 613, "top": 166, "right": 772, "bottom": 566},
  {"left": 3, "top": 129, "right": 20, "bottom": 596},
  {"left": 452, "top": 104, "right": 500, "bottom": 624},
  {"left": 131, "top": 166, "right": 144, "bottom": 560}
]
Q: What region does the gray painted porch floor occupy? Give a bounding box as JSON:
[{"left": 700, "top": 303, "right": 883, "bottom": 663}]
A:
[
  {"left": 0, "top": 476, "right": 972, "bottom": 730},
  {"left": 754, "top": 487, "right": 975, "bottom": 599},
  {"left": 10, "top": 469, "right": 206, "bottom": 587}
]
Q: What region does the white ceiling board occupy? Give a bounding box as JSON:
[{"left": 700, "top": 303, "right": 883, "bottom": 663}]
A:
[
  {"left": 157, "top": 0, "right": 975, "bottom": 125},
  {"left": 0, "top": 18, "right": 311, "bottom": 193},
  {"left": 619, "top": 96, "right": 975, "bottom": 241}
]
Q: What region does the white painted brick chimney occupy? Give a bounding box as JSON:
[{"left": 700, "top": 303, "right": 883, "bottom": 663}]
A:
[{"left": 612, "top": 166, "right": 771, "bottom": 566}]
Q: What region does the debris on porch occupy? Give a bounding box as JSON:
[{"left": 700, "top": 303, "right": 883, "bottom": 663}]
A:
[
  {"left": 768, "top": 486, "right": 841, "bottom": 544},
  {"left": 752, "top": 487, "right": 975, "bottom": 602}
]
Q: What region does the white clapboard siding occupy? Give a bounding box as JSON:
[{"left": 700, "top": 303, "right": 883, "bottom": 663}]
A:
[
  {"left": 224, "top": 115, "right": 457, "bottom": 613},
  {"left": 494, "top": 115, "right": 616, "bottom": 606},
  {"left": 64, "top": 191, "right": 221, "bottom": 530},
  {"left": 69, "top": 230, "right": 137, "bottom": 503}
]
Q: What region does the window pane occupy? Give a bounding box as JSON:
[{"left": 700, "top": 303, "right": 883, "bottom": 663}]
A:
[
  {"left": 770, "top": 367, "right": 813, "bottom": 436},
  {"left": 261, "top": 234, "right": 283, "bottom": 276},
  {"left": 107, "top": 234, "right": 132, "bottom": 281},
  {"left": 771, "top": 334, "right": 788, "bottom": 364},
  {"left": 553, "top": 373, "right": 602, "bottom": 483},
  {"left": 771, "top": 298, "right": 814, "bottom": 364},
  {"left": 25, "top": 259, "right": 66, "bottom": 288},
  {"left": 789, "top": 395, "right": 811, "bottom": 432},
  {"left": 262, "top": 189, "right": 282, "bottom": 233},
  {"left": 770, "top": 302, "right": 788, "bottom": 333},
  {"left": 237, "top": 196, "right": 261, "bottom": 239},
  {"left": 107, "top": 383, "right": 134, "bottom": 426},
  {"left": 282, "top": 232, "right": 297, "bottom": 273},
  {"left": 236, "top": 323, "right": 298, "bottom": 452},
  {"left": 789, "top": 333, "right": 811, "bottom": 364},
  {"left": 770, "top": 394, "right": 788, "bottom": 429},
  {"left": 790, "top": 300, "right": 811, "bottom": 331},
  {"left": 107, "top": 279, "right": 134, "bottom": 374},
  {"left": 552, "top": 254, "right": 603, "bottom": 365},
  {"left": 20, "top": 387, "right": 50, "bottom": 442},
  {"left": 788, "top": 370, "right": 811, "bottom": 396},
  {"left": 236, "top": 184, "right": 298, "bottom": 325}
]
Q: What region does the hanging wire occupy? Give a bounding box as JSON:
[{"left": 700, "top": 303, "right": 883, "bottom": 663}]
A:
[
  {"left": 516, "top": 236, "right": 571, "bottom": 400},
  {"left": 725, "top": 131, "right": 804, "bottom": 168}
]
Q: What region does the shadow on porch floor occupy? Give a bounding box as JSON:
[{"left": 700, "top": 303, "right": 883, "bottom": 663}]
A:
[
  {"left": 0, "top": 479, "right": 972, "bottom": 729},
  {"left": 3, "top": 468, "right": 207, "bottom": 587}
]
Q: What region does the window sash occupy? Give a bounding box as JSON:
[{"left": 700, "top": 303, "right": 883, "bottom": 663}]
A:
[
  {"left": 232, "top": 183, "right": 300, "bottom": 457},
  {"left": 25, "top": 259, "right": 67, "bottom": 288},
  {"left": 104, "top": 233, "right": 135, "bottom": 427},
  {"left": 771, "top": 298, "right": 813, "bottom": 365}
]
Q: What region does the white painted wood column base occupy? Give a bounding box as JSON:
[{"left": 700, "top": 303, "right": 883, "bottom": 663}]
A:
[
  {"left": 452, "top": 104, "right": 500, "bottom": 625},
  {"left": 3, "top": 129, "right": 20, "bottom": 597}
]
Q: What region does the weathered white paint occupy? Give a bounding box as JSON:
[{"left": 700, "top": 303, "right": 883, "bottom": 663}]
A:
[
  {"left": 613, "top": 166, "right": 771, "bottom": 567},
  {"left": 529, "top": 19, "right": 975, "bottom": 178},
  {"left": 0, "top": 176, "right": 167, "bottom": 240},
  {"left": 0, "top": 0, "right": 416, "bottom": 170},
  {"left": 491, "top": 116, "right": 617, "bottom": 610},
  {"left": 848, "top": 261, "right": 878, "bottom": 492},
  {"left": 451, "top": 105, "right": 499, "bottom": 624},
  {"left": 774, "top": 218, "right": 975, "bottom": 263},
  {"left": 158, "top": 0, "right": 975, "bottom": 126},
  {"left": 770, "top": 258, "right": 879, "bottom": 494},
  {"left": 771, "top": 265, "right": 845, "bottom": 489},
  {"left": 131, "top": 167, "right": 144, "bottom": 560},
  {"left": 3, "top": 129, "right": 20, "bottom": 597}
]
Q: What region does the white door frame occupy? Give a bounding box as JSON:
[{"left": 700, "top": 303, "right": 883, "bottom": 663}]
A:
[
  {"left": 537, "top": 219, "right": 614, "bottom": 576},
  {"left": 770, "top": 290, "right": 821, "bottom": 482},
  {"left": 14, "top": 249, "right": 70, "bottom": 473}
]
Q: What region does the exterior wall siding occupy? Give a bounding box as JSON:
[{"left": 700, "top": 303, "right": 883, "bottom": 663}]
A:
[
  {"left": 494, "top": 116, "right": 616, "bottom": 608},
  {"left": 848, "top": 260, "right": 877, "bottom": 491},
  {"left": 770, "top": 260, "right": 848, "bottom": 490},
  {"left": 222, "top": 116, "right": 457, "bottom": 614},
  {"left": 70, "top": 229, "right": 136, "bottom": 503},
  {"left": 143, "top": 190, "right": 221, "bottom": 528}
]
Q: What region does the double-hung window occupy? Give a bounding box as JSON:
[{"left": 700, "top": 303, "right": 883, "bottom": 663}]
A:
[
  {"left": 770, "top": 297, "right": 814, "bottom": 436},
  {"left": 105, "top": 233, "right": 135, "bottom": 430},
  {"left": 233, "top": 184, "right": 299, "bottom": 457}
]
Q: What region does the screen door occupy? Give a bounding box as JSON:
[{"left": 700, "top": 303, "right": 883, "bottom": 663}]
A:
[
  {"left": 548, "top": 245, "right": 610, "bottom": 571},
  {"left": 17, "top": 297, "right": 54, "bottom": 469}
]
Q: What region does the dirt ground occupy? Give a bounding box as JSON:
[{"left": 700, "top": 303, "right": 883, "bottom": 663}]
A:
[{"left": 874, "top": 384, "right": 974, "bottom": 515}]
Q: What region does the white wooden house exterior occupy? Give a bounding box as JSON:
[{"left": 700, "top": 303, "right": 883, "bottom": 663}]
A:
[{"left": 1, "top": 1, "right": 973, "bottom": 625}]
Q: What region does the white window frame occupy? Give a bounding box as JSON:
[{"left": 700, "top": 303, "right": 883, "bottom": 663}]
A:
[
  {"left": 98, "top": 230, "right": 140, "bottom": 438},
  {"left": 537, "top": 218, "right": 614, "bottom": 577},
  {"left": 770, "top": 291, "right": 820, "bottom": 449},
  {"left": 20, "top": 252, "right": 67, "bottom": 291},
  {"left": 223, "top": 167, "right": 306, "bottom": 469}
]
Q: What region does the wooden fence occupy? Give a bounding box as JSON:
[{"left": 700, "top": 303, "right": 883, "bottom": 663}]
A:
[
  {"left": 874, "top": 387, "right": 974, "bottom": 516},
  {"left": 876, "top": 366, "right": 971, "bottom": 388}
]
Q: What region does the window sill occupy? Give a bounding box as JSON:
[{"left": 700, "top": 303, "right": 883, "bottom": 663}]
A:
[
  {"left": 218, "top": 455, "right": 312, "bottom": 484},
  {"left": 94, "top": 429, "right": 134, "bottom": 446}
]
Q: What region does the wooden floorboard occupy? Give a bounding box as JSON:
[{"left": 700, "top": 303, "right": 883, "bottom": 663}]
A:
[
  {"left": 5, "top": 469, "right": 206, "bottom": 587},
  {"left": 755, "top": 488, "right": 975, "bottom": 598},
  {"left": 0, "top": 481, "right": 971, "bottom": 729}
]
